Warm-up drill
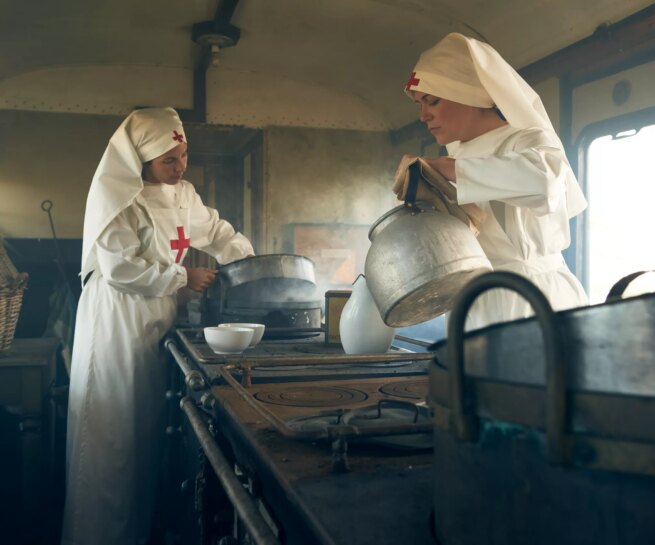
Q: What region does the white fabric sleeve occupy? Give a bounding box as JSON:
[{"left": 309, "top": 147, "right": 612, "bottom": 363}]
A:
[
  {"left": 95, "top": 210, "right": 187, "bottom": 297},
  {"left": 455, "top": 136, "right": 572, "bottom": 216},
  {"left": 187, "top": 189, "right": 255, "bottom": 264}
]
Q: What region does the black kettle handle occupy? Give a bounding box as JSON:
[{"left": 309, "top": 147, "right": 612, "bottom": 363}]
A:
[{"left": 404, "top": 162, "right": 421, "bottom": 207}]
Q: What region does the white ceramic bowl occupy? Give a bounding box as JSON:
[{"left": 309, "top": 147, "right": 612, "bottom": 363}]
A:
[
  {"left": 218, "top": 323, "right": 266, "bottom": 347},
  {"left": 204, "top": 326, "right": 254, "bottom": 354}
]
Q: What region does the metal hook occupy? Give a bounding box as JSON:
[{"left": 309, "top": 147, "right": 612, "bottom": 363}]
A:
[{"left": 40, "top": 199, "right": 70, "bottom": 287}]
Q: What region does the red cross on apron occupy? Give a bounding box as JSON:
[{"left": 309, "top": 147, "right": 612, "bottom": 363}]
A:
[
  {"left": 170, "top": 226, "right": 190, "bottom": 263},
  {"left": 405, "top": 71, "right": 420, "bottom": 91},
  {"left": 172, "top": 130, "right": 185, "bottom": 143}
]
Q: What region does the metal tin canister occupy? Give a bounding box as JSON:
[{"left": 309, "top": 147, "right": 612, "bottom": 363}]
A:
[{"left": 324, "top": 290, "right": 351, "bottom": 344}]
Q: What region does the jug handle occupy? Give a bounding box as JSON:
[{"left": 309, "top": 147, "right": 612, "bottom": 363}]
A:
[{"left": 445, "top": 271, "right": 568, "bottom": 464}]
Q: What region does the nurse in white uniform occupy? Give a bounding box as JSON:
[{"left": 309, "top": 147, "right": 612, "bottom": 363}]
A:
[
  {"left": 61, "top": 107, "right": 254, "bottom": 545},
  {"left": 400, "top": 32, "right": 588, "bottom": 329}
]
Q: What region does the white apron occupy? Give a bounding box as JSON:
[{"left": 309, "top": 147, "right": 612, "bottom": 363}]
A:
[{"left": 62, "top": 194, "right": 191, "bottom": 545}]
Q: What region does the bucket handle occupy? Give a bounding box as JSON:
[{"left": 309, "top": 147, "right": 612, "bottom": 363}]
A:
[{"left": 444, "top": 271, "right": 569, "bottom": 464}]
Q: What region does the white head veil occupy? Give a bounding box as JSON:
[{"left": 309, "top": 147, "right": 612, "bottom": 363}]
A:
[
  {"left": 404, "top": 33, "right": 587, "bottom": 218},
  {"left": 81, "top": 107, "right": 186, "bottom": 277}
]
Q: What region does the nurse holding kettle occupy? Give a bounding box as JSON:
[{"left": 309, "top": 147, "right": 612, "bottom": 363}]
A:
[{"left": 398, "top": 33, "right": 588, "bottom": 329}]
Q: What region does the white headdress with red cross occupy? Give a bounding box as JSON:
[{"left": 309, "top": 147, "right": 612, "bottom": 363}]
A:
[
  {"left": 404, "top": 33, "right": 554, "bottom": 131},
  {"left": 81, "top": 107, "right": 187, "bottom": 278}
]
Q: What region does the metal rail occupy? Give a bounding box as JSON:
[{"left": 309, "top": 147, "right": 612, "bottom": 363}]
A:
[
  {"left": 180, "top": 396, "right": 281, "bottom": 545},
  {"left": 165, "top": 337, "right": 206, "bottom": 391},
  {"left": 393, "top": 334, "right": 434, "bottom": 349}
]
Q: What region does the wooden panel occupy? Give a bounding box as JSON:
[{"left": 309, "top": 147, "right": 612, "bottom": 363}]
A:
[
  {"left": 520, "top": 5, "right": 655, "bottom": 86},
  {"left": 0, "top": 337, "right": 59, "bottom": 414}
]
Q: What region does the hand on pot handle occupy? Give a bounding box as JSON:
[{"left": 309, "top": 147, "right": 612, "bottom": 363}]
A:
[{"left": 185, "top": 266, "right": 217, "bottom": 292}]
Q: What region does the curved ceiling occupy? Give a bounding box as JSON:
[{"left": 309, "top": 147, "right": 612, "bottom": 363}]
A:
[{"left": 0, "top": 0, "right": 652, "bottom": 129}]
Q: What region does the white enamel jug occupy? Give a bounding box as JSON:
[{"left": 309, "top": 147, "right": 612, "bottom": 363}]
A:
[{"left": 339, "top": 274, "right": 395, "bottom": 354}]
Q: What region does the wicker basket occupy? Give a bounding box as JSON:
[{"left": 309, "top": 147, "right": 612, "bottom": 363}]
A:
[
  {"left": 0, "top": 238, "right": 28, "bottom": 353},
  {"left": 0, "top": 278, "right": 27, "bottom": 352}
]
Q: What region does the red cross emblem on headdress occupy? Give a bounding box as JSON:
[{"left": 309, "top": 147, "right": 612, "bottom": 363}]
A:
[
  {"left": 405, "top": 71, "right": 420, "bottom": 91},
  {"left": 170, "top": 226, "right": 190, "bottom": 263},
  {"left": 172, "top": 130, "right": 185, "bottom": 143}
]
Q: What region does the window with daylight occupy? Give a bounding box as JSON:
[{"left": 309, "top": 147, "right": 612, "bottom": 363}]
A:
[{"left": 583, "top": 121, "right": 655, "bottom": 303}]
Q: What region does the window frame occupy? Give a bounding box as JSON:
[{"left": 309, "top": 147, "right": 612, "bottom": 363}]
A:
[{"left": 573, "top": 106, "right": 655, "bottom": 293}]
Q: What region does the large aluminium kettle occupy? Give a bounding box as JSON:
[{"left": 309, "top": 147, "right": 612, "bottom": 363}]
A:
[{"left": 364, "top": 162, "right": 492, "bottom": 327}]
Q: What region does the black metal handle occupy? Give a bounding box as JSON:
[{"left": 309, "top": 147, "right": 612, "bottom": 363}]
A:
[
  {"left": 404, "top": 162, "right": 421, "bottom": 207},
  {"left": 606, "top": 270, "right": 655, "bottom": 301},
  {"left": 444, "top": 271, "right": 568, "bottom": 464}
]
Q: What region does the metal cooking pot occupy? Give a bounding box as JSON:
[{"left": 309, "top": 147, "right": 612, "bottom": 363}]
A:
[
  {"left": 364, "top": 162, "right": 492, "bottom": 327},
  {"left": 218, "top": 254, "right": 315, "bottom": 287},
  {"left": 209, "top": 254, "right": 317, "bottom": 305}
]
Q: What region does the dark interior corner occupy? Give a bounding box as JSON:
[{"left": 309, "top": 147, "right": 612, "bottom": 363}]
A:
[{"left": 5, "top": 238, "right": 82, "bottom": 339}]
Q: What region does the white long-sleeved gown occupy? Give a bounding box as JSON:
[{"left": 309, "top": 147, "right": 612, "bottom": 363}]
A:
[{"left": 62, "top": 181, "right": 253, "bottom": 545}]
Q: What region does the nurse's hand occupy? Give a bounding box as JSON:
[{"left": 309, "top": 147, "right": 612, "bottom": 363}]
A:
[
  {"left": 185, "top": 267, "right": 217, "bottom": 292},
  {"left": 422, "top": 157, "right": 456, "bottom": 182}
]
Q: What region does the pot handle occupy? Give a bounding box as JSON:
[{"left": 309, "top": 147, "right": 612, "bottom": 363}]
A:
[
  {"left": 606, "top": 270, "right": 655, "bottom": 301},
  {"left": 404, "top": 162, "right": 422, "bottom": 207},
  {"left": 444, "top": 271, "right": 568, "bottom": 464}
]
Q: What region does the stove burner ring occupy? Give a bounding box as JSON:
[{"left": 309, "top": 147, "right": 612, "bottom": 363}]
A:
[
  {"left": 254, "top": 386, "right": 368, "bottom": 407},
  {"left": 379, "top": 380, "right": 429, "bottom": 400}
]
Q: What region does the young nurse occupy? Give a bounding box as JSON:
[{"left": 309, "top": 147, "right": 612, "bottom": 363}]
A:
[
  {"left": 399, "top": 32, "right": 588, "bottom": 329},
  {"left": 62, "top": 107, "right": 254, "bottom": 545}
]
